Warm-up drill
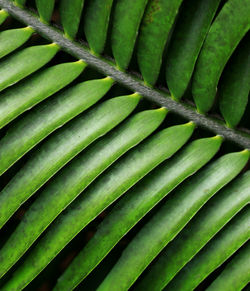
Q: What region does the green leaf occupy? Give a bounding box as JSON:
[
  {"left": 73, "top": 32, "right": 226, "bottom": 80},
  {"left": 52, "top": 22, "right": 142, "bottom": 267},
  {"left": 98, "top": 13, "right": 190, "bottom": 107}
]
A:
[
  {"left": 0, "top": 61, "right": 86, "bottom": 132},
  {"left": 14, "top": 0, "right": 26, "bottom": 7},
  {"left": 137, "top": 0, "right": 183, "bottom": 86},
  {"left": 165, "top": 0, "right": 221, "bottom": 100},
  {"left": 206, "top": 242, "right": 250, "bottom": 291},
  {"left": 137, "top": 170, "right": 250, "bottom": 290},
  {"left": 0, "top": 26, "right": 34, "bottom": 59},
  {"left": 1, "top": 122, "right": 194, "bottom": 289},
  {"left": 60, "top": 0, "right": 85, "bottom": 39},
  {"left": 0, "top": 1, "right": 249, "bottom": 289},
  {"left": 192, "top": 0, "right": 250, "bottom": 113},
  {"left": 219, "top": 35, "right": 250, "bottom": 128},
  {"left": 112, "top": 0, "right": 148, "bottom": 69},
  {"left": 0, "top": 76, "right": 112, "bottom": 174},
  {"left": 84, "top": 0, "right": 114, "bottom": 54},
  {"left": 97, "top": 150, "right": 249, "bottom": 291},
  {"left": 0, "top": 9, "right": 8, "bottom": 24},
  {"left": 0, "top": 94, "right": 140, "bottom": 229},
  {"left": 0, "top": 43, "right": 59, "bottom": 93},
  {"left": 53, "top": 136, "right": 222, "bottom": 291},
  {"left": 0, "top": 108, "right": 167, "bottom": 278},
  {"left": 35, "top": 0, "right": 55, "bottom": 23},
  {"left": 164, "top": 207, "right": 250, "bottom": 290}
]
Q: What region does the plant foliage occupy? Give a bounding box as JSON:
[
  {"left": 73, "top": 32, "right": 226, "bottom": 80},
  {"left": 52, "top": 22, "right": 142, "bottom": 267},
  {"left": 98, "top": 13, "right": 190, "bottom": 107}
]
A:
[{"left": 0, "top": 0, "right": 249, "bottom": 290}]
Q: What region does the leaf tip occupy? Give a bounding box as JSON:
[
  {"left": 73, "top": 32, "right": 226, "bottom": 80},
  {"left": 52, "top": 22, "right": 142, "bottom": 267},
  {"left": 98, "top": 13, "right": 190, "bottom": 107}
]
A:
[
  {"left": 185, "top": 121, "right": 196, "bottom": 129},
  {"left": 23, "top": 26, "right": 34, "bottom": 33},
  {"left": 74, "top": 59, "right": 87, "bottom": 69},
  {"left": 130, "top": 92, "right": 142, "bottom": 100},
  {"left": 212, "top": 135, "right": 224, "bottom": 142},
  {"left": 48, "top": 42, "right": 60, "bottom": 50},
  {"left": 0, "top": 9, "right": 8, "bottom": 17},
  {"left": 240, "top": 149, "right": 249, "bottom": 158},
  {"left": 103, "top": 76, "right": 115, "bottom": 84}
]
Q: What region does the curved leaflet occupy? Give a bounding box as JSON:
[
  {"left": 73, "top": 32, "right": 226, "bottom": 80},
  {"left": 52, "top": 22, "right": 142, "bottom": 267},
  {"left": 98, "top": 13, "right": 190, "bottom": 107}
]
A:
[
  {"left": 54, "top": 136, "right": 222, "bottom": 291},
  {"left": 192, "top": 0, "right": 250, "bottom": 113},
  {"left": 0, "top": 94, "right": 140, "bottom": 229},
  {"left": 1, "top": 122, "right": 194, "bottom": 289},
  {"left": 0, "top": 108, "right": 167, "bottom": 279},
  {"left": 137, "top": 0, "right": 183, "bottom": 86}
]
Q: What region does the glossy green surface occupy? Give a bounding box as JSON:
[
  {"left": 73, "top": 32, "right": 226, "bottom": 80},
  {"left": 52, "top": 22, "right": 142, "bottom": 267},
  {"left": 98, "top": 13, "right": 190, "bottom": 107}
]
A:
[
  {"left": 84, "top": 0, "right": 114, "bottom": 54},
  {"left": 0, "top": 108, "right": 166, "bottom": 281},
  {"left": 0, "top": 1, "right": 249, "bottom": 290},
  {"left": 219, "top": 35, "right": 250, "bottom": 128},
  {"left": 60, "top": 0, "right": 84, "bottom": 39},
  {"left": 0, "top": 94, "right": 140, "bottom": 230},
  {"left": 112, "top": 0, "right": 148, "bottom": 69},
  {"left": 54, "top": 136, "right": 222, "bottom": 290},
  {"left": 137, "top": 171, "right": 250, "bottom": 290},
  {"left": 192, "top": 0, "right": 250, "bottom": 113},
  {"left": 165, "top": 207, "right": 250, "bottom": 290},
  {"left": 35, "top": 0, "right": 55, "bottom": 23},
  {"left": 14, "top": 0, "right": 26, "bottom": 7},
  {"left": 0, "top": 9, "right": 8, "bottom": 24},
  {"left": 0, "top": 61, "right": 86, "bottom": 132},
  {"left": 97, "top": 150, "right": 249, "bottom": 290},
  {"left": 206, "top": 242, "right": 250, "bottom": 291},
  {"left": 0, "top": 43, "right": 59, "bottom": 93},
  {"left": 2, "top": 122, "right": 194, "bottom": 290},
  {"left": 0, "top": 75, "right": 113, "bottom": 175},
  {"left": 166, "top": 0, "right": 221, "bottom": 100},
  {"left": 137, "top": 0, "right": 183, "bottom": 86},
  {"left": 0, "top": 26, "right": 33, "bottom": 58}
]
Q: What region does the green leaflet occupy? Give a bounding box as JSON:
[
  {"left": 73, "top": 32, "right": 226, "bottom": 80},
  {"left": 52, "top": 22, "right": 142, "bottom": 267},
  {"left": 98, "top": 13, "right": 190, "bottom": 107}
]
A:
[
  {"left": 164, "top": 207, "right": 250, "bottom": 290},
  {"left": 137, "top": 0, "right": 183, "bottom": 86},
  {"left": 0, "top": 94, "right": 140, "bottom": 230},
  {"left": 0, "top": 9, "right": 8, "bottom": 25},
  {"left": 137, "top": 171, "right": 250, "bottom": 290},
  {"left": 0, "top": 43, "right": 59, "bottom": 93},
  {"left": 14, "top": 0, "right": 26, "bottom": 7},
  {"left": 60, "top": 0, "right": 84, "bottom": 39},
  {"left": 165, "top": 0, "right": 221, "bottom": 100},
  {"left": 2, "top": 122, "right": 194, "bottom": 290},
  {"left": 0, "top": 76, "right": 112, "bottom": 175},
  {"left": 206, "top": 242, "right": 250, "bottom": 291},
  {"left": 192, "top": 0, "right": 250, "bottom": 113},
  {"left": 0, "top": 61, "right": 86, "bottom": 132},
  {"left": 219, "top": 35, "right": 250, "bottom": 128},
  {"left": 112, "top": 0, "right": 148, "bottom": 70},
  {"left": 0, "top": 108, "right": 167, "bottom": 279},
  {"left": 97, "top": 150, "right": 249, "bottom": 291},
  {"left": 0, "top": 1, "right": 249, "bottom": 290},
  {"left": 54, "top": 136, "right": 222, "bottom": 291},
  {"left": 0, "top": 26, "right": 34, "bottom": 58},
  {"left": 35, "top": 0, "right": 55, "bottom": 23},
  {"left": 84, "top": 0, "right": 114, "bottom": 54}
]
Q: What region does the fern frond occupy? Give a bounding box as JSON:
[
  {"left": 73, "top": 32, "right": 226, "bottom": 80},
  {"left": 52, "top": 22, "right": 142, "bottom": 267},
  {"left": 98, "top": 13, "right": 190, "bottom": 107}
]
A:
[{"left": 0, "top": 0, "right": 249, "bottom": 290}]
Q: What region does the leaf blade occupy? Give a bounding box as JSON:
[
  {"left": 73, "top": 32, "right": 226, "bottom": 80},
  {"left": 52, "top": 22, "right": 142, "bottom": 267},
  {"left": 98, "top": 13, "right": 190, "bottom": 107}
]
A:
[
  {"left": 60, "top": 0, "right": 84, "bottom": 39},
  {"left": 137, "top": 0, "right": 183, "bottom": 85},
  {"left": 112, "top": 0, "right": 148, "bottom": 69},
  {"left": 54, "top": 136, "right": 222, "bottom": 291},
  {"left": 0, "top": 108, "right": 167, "bottom": 278},
  {"left": 97, "top": 150, "right": 249, "bottom": 290},
  {"left": 192, "top": 0, "right": 250, "bottom": 113},
  {"left": 0, "top": 43, "right": 59, "bottom": 93},
  {"left": 0, "top": 94, "right": 140, "bottom": 229},
  {"left": 164, "top": 207, "right": 250, "bottom": 290},
  {"left": 1, "top": 122, "right": 194, "bottom": 289},
  {"left": 137, "top": 170, "right": 250, "bottom": 290}
]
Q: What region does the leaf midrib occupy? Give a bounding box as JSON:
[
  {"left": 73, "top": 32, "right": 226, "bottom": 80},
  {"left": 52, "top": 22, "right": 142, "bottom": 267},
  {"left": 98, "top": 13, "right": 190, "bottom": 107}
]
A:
[{"left": 0, "top": 0, "right": 249, "bottom": 149}]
